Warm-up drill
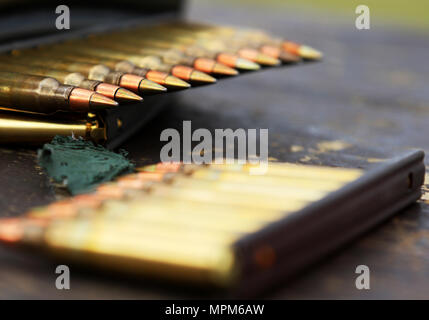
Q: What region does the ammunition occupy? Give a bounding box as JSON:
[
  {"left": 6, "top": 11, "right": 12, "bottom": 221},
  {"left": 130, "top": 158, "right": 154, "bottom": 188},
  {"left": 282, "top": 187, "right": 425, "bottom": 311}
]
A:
[
  {"left": 0, "top": 111, "right": 105, "bottom": 144},
  {"left": 23, "top": 160, "right": 358, "bottom": 227},
  {"left": 0, "top": 71, "right": 116, "bottom": 114},
  {"left": 46, "top": 218, "right": 237, "bottom": 286},
  {"left": 0, "top": 160, "right": 365, "bottom": 288},
  {"left": 3, "top": 56, "right": 163, "bottom": 96},
  {"left": 0, "top": 217, "right": 236, "bottom": 287},
  {"left": 48, "top": 44, "right": 216, "bottom": 84},
  {"left": 0, "top": 62, "right": 122, "bottom": 105}
]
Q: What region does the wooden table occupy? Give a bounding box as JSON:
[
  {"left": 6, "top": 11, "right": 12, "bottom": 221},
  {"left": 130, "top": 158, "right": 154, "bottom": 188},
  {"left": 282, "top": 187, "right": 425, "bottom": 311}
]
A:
[{"left": 1, "top": 2, "right": 429, "bottom": 299}]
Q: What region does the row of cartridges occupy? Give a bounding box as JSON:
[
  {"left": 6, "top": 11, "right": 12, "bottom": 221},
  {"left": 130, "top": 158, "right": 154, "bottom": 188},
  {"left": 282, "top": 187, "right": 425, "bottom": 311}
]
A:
[
  {"left": 0, "top": 21, "right": 322, "bottom": 144},
  {"left": 0, "top": 161, "right": 360, "bottom": 287}
]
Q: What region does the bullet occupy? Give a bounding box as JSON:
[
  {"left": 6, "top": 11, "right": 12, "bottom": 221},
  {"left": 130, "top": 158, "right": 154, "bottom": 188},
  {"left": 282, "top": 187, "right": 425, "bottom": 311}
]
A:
[
  {"left": 0, "top": 218, "right": 47, "bottom": 244},
  {"left": 0, "top": 111, "right": 105, "bottom": 144},
  {"left": 0, "top": 71, "right": 116, "bottom": 114},
  {"left": 258, "top": 44, "right": 301, "bottom": 63},
  {"left": 0, "top": 63, "right": 121, "bottom": 106},
  {"left": 48, "top": 44, "right": 215, "bottom": 84},
  {"left": 235, "top": 48, "right": 280, "bottom": 66},
  {"left": 189, "top": 57, "right": 238, "bottom": 76},
  {"left": 114, "top": 72, "right": 167, "bottom": 95},
  {"left": 4, "top": 56, "right": 164, "bottom": 97},
  {"left": 282, "top": 41, "right": 323, "bottom": 60},
  {"left": 0, "top": 159, "right": 364, "bottom": 287},
  {"left": 208, "top": 33, "right": 301, "bottom": 63},
  {"left": 46, "top": 218, "right": 237, "bottom": 286},
  {"left": 194, "top": 40, "right": 277, "bottom": 67},
  {"left": 0, "top": 216, "right": 237, "bottom": 287}
]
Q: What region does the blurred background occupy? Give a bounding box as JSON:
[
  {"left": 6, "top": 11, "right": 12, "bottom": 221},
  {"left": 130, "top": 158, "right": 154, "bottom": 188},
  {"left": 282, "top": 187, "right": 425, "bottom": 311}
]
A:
[
  {"left": 189, "top": 0, "right": 429, "bottom": 30},
  {"left": 174, "top": 0, "right": 429, "bottom": 167}
]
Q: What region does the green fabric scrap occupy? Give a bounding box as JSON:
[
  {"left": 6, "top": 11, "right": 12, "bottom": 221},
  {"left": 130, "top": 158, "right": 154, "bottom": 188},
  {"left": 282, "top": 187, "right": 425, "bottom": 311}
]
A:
[{"left": 38, "top": 135, "right": 134, "bottom": 195}]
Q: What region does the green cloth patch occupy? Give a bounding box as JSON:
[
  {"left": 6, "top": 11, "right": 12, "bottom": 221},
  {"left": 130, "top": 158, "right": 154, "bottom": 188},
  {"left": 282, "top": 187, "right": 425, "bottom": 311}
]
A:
[{"left": 38, "top": 135, "right": 134, "bottom": 195}]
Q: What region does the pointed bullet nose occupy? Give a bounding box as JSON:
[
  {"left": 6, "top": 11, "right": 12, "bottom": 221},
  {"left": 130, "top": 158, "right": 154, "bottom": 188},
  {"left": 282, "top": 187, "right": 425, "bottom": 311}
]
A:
[
  {"left": 89, "top": 92, "right": 119, "bottom": 110},
  {"left": 283, "top": 42, "right": 323, "bottom": 60},
  {"left": 213, "top": 63, "right": 239, "bottom": 76},
  {"left": 235, "top": 58, "right": 260, "bottom": 71},
  {"left": 216, "top": 53, "right": 240, "bottom": 68},
  {"left": 190, "top": 70, "right": 217, "bottom": 84},
  {"left": 165, "top": 75, "right": 191, "bottom": 89},
  {"left": 239, "top": 48, "right": 281, "bottom": 66},
  {"left": 254, "top": 53, "right": 281, "bottom": 66},
  {"left": 138, "top": 79, "right": 167, "bottom": 94},
  {"left": 115, "top": 88, "right": 143, "bottom": 102},
  {"left": 299, "top": 45, "right": 323, "bottom": 60}
]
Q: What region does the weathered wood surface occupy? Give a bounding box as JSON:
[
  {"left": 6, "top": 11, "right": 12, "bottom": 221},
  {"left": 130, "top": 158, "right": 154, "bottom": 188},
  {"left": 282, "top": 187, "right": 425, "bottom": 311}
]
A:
[{"left": 1, "top": 2, "right": 429, "bottom": 299}]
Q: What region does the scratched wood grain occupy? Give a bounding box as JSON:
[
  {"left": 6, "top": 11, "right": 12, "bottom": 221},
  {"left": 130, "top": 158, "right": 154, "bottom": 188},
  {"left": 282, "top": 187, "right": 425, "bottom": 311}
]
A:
[{"left": 1, "top": 1, "right": 429, "bottom": 299}]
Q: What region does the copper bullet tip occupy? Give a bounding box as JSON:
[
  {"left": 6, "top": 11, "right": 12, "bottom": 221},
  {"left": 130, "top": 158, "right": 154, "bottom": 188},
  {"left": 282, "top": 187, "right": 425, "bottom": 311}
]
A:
[
  {"left": 119, "top": 74, "right": 146, "bottom": 93},
  {"left": 282, "top": 42, "right": 323, "bottom": 60},
  {"left": 69, "top": 87, "right": 116, "bottom": 111},
  {"left": 279, "top": 50, "right": 302, "bottom": 63},
  {"left": 95, "top": 83, "right": 142, "bottom": 102},
  {"left": 194, "top": 57, "right": 238, "bottom": 75},
  {"left": 139, "top": 79, "right": 167, "bottom": 94},
  {"left": 145, "top": 70, "right": 190, "bottom": 89},
  {"left": 260, "top": 45, "right": 281, "bottom": 58},
  {"left": 216, "top": 53, "right": 240, "bottom": 69},
  {"left": 89, "top": 92, "right": 119, "bottom": 110},
  {"left": 115, "top": 87, "right": 143, "bottom": 102},
  {"left": 190, "top": 70, "right": 217, "bottom": 84},
  {"left": 171, "top": 65, "right": 194, "bottom": 81},
  {"left": 0, "top": 218, "right": 23, "bottom": 243},
  {"left": 260, "top": 45, "right": 301, "bottom": 63},
  {"left": 193, "top": 57, "right": 216, "bottom": 74},
  {"left": 239, "top": 48, "right": 280, "bottom": 66}
]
